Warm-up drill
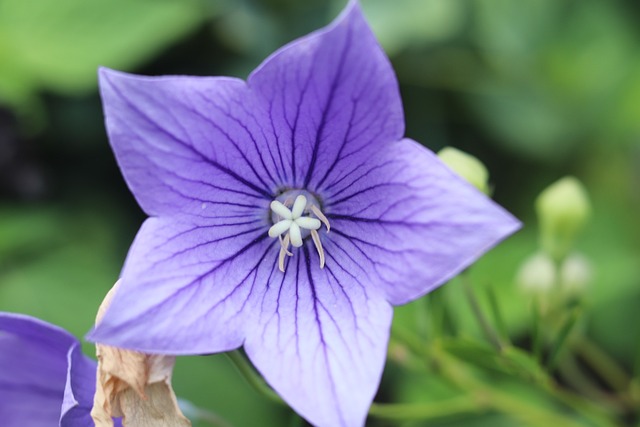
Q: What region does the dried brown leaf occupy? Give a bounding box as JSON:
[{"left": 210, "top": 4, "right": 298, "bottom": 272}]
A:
[{"left": 91, "top": 280, "right": 190, "bottom": 427}]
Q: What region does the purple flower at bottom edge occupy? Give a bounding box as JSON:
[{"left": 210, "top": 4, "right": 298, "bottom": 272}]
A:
[
  {"left": 88, "top": 1, "right": 521, "bottom": 426},
  {"left": 0, "top": 313, "right": 116, "bottom": 427}
]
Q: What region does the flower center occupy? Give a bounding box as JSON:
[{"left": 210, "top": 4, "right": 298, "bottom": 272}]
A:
[{"left": 268, "top": 191, "right": 330, "bottom": 273}]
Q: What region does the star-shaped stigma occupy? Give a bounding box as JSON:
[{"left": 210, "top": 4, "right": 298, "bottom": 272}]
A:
[{"left": 268, "top": 194, "right": 330, "bottom": 272}]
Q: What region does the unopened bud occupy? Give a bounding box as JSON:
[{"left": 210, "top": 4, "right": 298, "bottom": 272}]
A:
[
  {"left": 438, "top": 147, "right": 490, "bottom": 195},
  {"left": 517, "top": 252, "right": 557, "bottom": 295},
  {"left": 559, "top": 253, "right": 592, "bottom": 296},
  {"left": 535, "top": 177, "right": 590, "bottom": 260}
]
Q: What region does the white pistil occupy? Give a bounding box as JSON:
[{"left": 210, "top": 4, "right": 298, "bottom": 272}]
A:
[
  {"left": 268, "top": 219, "right": 293, "bottom": 237},
  {"left": 270, "top": 200, "right": 292, "bottom": 219},
  {"left": 268, "top": 194, "right": 331, "bottom": 272},
  {"left": 289, "top": 222, "right": 303, "bottom": 247},
  {"left": 291, "top": 195, "right": 307, "bottom": 218}
]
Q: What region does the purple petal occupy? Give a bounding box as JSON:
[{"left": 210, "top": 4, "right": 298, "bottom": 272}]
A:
[
  {"left": 244, "top": 249, "right": 392, "bottom": 427},
  {"left": 88, "top": 216, "right": 274, "bottom": 353},
  {"left": 99, "top": 68, "right": 278, "bottom": 219},
  {"left": 248, "top": 0, "right": 403, "bottom": 190},
  {"left": 60, "top": 344, "right": 100, "bottom": 427},
  {"left": 0, "top": 313, "right": 75, "bottom": 427},
  {"left": 323, "top": 139, "right": 521, "bottom": 305}
]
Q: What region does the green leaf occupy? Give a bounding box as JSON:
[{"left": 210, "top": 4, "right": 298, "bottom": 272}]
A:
[
  {"left": 0, "top": 0, "right": 208, "bottom": 106},
  {"left": 358, "top": 0, "right": 464, "bottom": 55},
  {"left": 442, "top": 338, "right": 549, "bottom": 385},
  {"left": 469, "top": 0, "right": 638, "bottom": 159}
]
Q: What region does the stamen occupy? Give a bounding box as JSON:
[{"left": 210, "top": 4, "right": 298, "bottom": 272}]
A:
[
  {"left": 278, "top": 235, "right": 290, "bottom": 273},
  {"left": 269, "top": 192, "right": 330, "bottom": 272},
  {"left": 278, "top": 234, "right": 293, "bottom": 256},
  {"left": 309, "top": 204, "right": 330, "bottom": 232},
  {"left": 310, "top": 229, "right": 325, "bottom": 269}
]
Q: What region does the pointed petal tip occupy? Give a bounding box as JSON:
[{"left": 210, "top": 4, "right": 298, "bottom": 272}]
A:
[
  {"left": 98, "top": 67, "right": 148, "bottom": 90},
  {"left": 98, "top": 66, "right": 124, "bottom": 83},
  {"left": 249, "top": 0, "right": 372, "bottom": 84},
  {"left": 84, "top": 323, "right": 119, "bottom": 348},
  {"left": 83, "top": 326, "right": 99, "bottom": 343}
]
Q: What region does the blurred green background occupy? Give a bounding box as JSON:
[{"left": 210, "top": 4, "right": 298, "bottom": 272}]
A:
[{"left": 1, "top": 0, "right": 639, "bottom": 426}]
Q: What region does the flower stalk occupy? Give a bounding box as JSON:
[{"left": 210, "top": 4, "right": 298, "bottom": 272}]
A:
[
  {"left": 224, "top": 351, "right": 283, "bottom": 406},
  {"left": 461, "top": 273, "right": 505, "bottom": 351},
  {"left": 546, "top": 307, "right": 581, "bottom": 370}
]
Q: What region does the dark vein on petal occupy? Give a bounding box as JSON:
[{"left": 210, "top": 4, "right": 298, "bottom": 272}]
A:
[
  {"left": 324, "top": 159, "right": 397, "bottom": 202},
  {"left": 329, "top": 182, "right": 407, "bottom": 207},
  {"left": 271, "top": 256, "right": 288, "bottom": 349},
  {"left": 181, "top": 99, "right": 273, "bottom": 191},
  {"left": 205, "top": 240, "right": 275, "bottom": 317},
  {"left": 290, "top": 63, "right": 315, "bottom": 186},
  {"left": 105, "top": 77, "right": 271, "bottom": 198},
  {"left": 328, "top": 214, "right": 432, "bottom": 227},
  {"left": 260, "top": 249, "right": 282, "bottom": 318},
  {"left": 302, "top": 24, "right": 353, "bottom": 189},
  {"left": 140, "top": 169, "right": 261, "bottom": 210},
  {"left": 302, "top": 244, "right": 345, "bottom": 425},
  {"left": 332, "top": 228, "right": 424, "bottom": 259},
  {"left": 314, "top": 100, "right": 357, "bottom": 190},
  {"left": 105, "top": 233, "right": 272, "bottom": 337},
  {"left": 324, "top": 155, "right": 391, "bottom": 196},
  {"left": 294, "top": 253, "right": 302, "bottom": 359},
  {"left": 140, "top": 150, "right": 266, "bottom": 200},
  {"left": 147, "top": 220, "right": 261, "bottom": 253},
  {"left": 148, "top": 225, "right": 265, "bottom": 269},
  {"left": 322, "top": 264, "right": 359, "bottom": 335},
  {"left": 214, "top": 96, "right": 279, "bottom": 187},
  {"left": 266, "top": 97, "right": 290, "bottom": 183},
  {"left": 233, "top": 97, "right": 285, "bottom": 185},
  {"left": 324, "top": 241, "right": 369, "bottom": 287}
]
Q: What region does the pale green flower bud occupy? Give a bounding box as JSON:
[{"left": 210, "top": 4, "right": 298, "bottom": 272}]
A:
[
  {"left": 535, "top": 177, "right": 591, "bottom": 261},
  {"left": 516, "top": 252, "right": 557, "bottom": 295},
  {"left": 559, "top": 252, "right": 592, "bottom": 296},
  {"left": 438, "top": 147, "right": 490, "bottom": 195}
]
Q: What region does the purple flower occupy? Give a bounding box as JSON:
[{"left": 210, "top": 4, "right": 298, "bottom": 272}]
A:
[
  {"left": 0, "top": 313, "right": 104, "bottom": 427},
  {"left": 90, "top": 1, "right": 520, "bottom": 426}
]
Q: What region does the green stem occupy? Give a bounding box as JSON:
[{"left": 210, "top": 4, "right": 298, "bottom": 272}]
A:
[
  {"left": 556, "top": 355, "right": 625, "bottom": 415},
  {"left": 547, "top": 308, "right": 581, "bottom": 370},
  {"left": 225, "top": 351, "right": 284, "bottom": 405},
  {"left": 486, "top": 285, "right": 511, "bottom": 346},
  {"left": 390, "top": 332, "right": 620, "bottom": 427},
  {"left": 439, "top": 348, "right": 621, "bottom": 427},
  {"left": 433, "top": 349, "right": 594, "bottom": 427},
  {"left": 531, "top": 298, "right": 543, "bottom": 362},
  {"left": 225, "top": 350, "right": 478, "bottom": 421},
  {"left": 426, "top": 288, "right": 446, "bottom": 339},
  {"left": 227, "top": 349, "right": 487, "bottom": 423},
  {"left": 574, "top": 336, "right": 630, "bottom": 393},
  {"left": 461, "top": 275, "right": 504, "bottom": 351}
]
